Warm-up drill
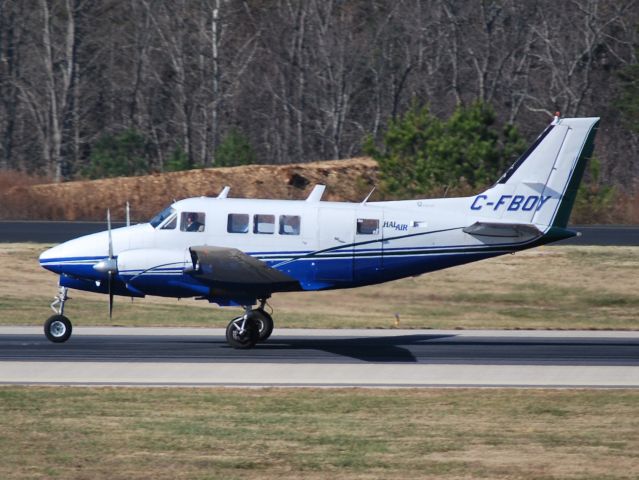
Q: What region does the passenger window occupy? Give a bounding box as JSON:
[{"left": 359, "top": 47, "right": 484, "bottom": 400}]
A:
[
  {"left": 161, "top": 214, "right": 177, "bottom": 230},
  {"left": 181, "top": 212, "right": 206, "bottom": 232},
  {"left": 254, "top": 214, "right": 275, "bottom": 234},
  {"left": 357, "top": 218, "right": 379, "bottom": 235},
  {"left": 227, "top": 213, "right": 249, "bottom": 233},
  {"left": 279, "top": 215, "right": 301, "bottom": 235}
]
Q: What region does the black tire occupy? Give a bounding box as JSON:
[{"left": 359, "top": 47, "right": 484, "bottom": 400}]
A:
[
  {"left": 226, "top": 315, "right": 259, "bottom": 349},
  {"left": 44, "top": 314, "right": 72, "bottom": 343},
  {"left": 254, "top": 309, "right": 274, "bottom": 342}
]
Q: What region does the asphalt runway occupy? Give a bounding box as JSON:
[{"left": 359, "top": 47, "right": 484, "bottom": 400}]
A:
[
  {"left": 0, "top": 221, "right": 638, "bottom": 245},
  {"left": 1, "top": 328, "right": 638, "bottom": 387},
  {"left": 2, "top": 330, "right": 638, "bottom": 366}
]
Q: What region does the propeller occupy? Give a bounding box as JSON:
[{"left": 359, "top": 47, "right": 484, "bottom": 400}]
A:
[
  {"left": 107, "top": 209, "right": 114, "bottom": 318},
  {"left": 93, "top": 208, "right": 117, "bottom": 318}
]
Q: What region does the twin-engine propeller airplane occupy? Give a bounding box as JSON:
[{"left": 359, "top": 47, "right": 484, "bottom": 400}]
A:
[{"left": 40, "top": 115, "right": 599, "bottom": 349}]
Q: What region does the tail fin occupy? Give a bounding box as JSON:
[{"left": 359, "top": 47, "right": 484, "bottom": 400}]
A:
[{"left": 470, "top": 116, "right": 600, "bottom": 229}]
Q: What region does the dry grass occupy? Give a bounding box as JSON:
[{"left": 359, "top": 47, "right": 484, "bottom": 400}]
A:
[
  {"left": 0, "top": 158, "right": 378, "bottom": 221},
  {"left": 2, "top": 159, "right": 638, "bottom": 223},
  {"left": 1, "top": 243, "right": 638, "bottom": 330},
  {"left": 0, "top": 169, "right": 50, "bottom": 190},
  {"left": 0, "top": 387, "right": 638, "bottom": 479}
]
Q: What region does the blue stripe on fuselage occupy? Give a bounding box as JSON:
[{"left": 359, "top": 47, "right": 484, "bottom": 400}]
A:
[{"left": 41, "top": 227, "right": 537, "bottom": 295}]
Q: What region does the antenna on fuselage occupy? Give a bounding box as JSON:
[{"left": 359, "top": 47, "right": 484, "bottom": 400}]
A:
[
  {"left": 361, "top": 186, "right": 376, "bottom": 204},
  {"left": 125, "top": 201, "right": 130, "bottom": 227},
  {"left": 217, "top": 186, "right": 230, "bottom": 198}
]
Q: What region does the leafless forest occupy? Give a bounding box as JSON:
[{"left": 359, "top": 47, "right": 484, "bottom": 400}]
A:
[{"left": 0, "top": 0, "right": 638, "bottom": 192}]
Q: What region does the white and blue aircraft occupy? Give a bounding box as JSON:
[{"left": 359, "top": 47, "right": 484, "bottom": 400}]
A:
[{"left": 39, "top": 116, "right": 599, "bottom": 348}]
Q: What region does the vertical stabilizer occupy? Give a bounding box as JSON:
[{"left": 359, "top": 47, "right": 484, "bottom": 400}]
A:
[{"left": 469, "top": 117, "right": 599, "bottom": 229}]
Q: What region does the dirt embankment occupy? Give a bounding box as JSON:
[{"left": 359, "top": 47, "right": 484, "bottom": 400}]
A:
[{"left": 0, "top": 158, "right": 378, "bottom": 221}]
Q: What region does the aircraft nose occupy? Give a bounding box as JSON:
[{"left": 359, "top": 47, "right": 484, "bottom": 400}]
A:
[
  {"left": 39, "top": 244, "right": 64, "bottom": 272},
  {"left": 38, "top": 229, "right": 121, "bottom": 277}
]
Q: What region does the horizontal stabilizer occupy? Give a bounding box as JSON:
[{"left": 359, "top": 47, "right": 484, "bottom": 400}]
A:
[{"left": 463, "top": 222, "right": 542, "bottom": 239}]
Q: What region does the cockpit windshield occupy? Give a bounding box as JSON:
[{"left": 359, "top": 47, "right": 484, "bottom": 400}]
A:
[{"left": 149, "top": 206, "right": 176, "bottom": 228}]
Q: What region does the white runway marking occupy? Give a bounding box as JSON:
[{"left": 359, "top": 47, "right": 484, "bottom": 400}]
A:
[{"left": 1, "top": 362, "right": 639, "bottom": 388}]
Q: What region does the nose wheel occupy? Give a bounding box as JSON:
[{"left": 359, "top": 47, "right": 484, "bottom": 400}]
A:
[
  {"left": 44, "top": 314, "right": 72, "bottom": 343},
  {"left": 45, "top": 286, "right": 73, "bottom": 343}
]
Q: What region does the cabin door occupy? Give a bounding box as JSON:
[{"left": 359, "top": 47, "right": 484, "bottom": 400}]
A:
[
  {"left": 353, "top": 210, "right": 384, "bottom": 283},
  {"left": 314, "top": 208, "right": 354, "bottom": 284}
]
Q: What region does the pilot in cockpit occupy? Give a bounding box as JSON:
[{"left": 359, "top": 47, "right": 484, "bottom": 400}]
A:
[{"left": 185, "top": 213, "right": 203, "bottom": 232}]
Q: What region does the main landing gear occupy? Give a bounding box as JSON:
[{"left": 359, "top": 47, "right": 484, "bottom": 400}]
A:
[
  {"left": 225, "top": 300, "right": 274, "bottom": 349},
  {"left": 44, "top": 286, "right": 73, "bottom": 343}
]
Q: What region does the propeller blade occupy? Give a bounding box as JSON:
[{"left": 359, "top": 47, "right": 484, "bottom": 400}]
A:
[
  {"left": 107, "top": 209, "right": 114, "bottom": 319},
  {"left": 108, "top": 272, "right": 114, "bottom": 319},
  {"left": 107, "top": 209, "right": 113, "bottom": 259}
]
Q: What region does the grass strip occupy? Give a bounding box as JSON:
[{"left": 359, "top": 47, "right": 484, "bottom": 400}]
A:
[
  {"left": 1, "top": 243, "right": 638, "bottom": 330},
  {"left": 0, "top": 387, "right": 638, "bottom": 479}
]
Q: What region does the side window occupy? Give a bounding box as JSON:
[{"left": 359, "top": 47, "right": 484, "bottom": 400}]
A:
[
  {"left": 279, "top": 215, "right": 301, "bottom": 235},
  {"left": 254, "top": 214, "right": 275, "bottom": 234},
  {"left": 160, "top": 214, "right": 177, "bottom": 230},
  {"left": 357, "top": 218, "right": 379, "bottom": 235},
  {"left": 181, "top": 212, "right": 206, "bottom": 232},
  {"left": 227, "top": 213, "right": 249, "bottom": 233}
]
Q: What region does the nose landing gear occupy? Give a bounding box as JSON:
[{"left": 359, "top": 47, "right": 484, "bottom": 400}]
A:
[
  {"left": 225, "top": 299, "right": 274, "bottom": 349},
  {"left": 44, "top": 286, "right": 73, "bottom": 343}
]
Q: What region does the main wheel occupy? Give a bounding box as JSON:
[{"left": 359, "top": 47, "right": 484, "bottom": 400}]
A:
[
  {"left": 253, "top": 309, "right": 274, "bottom": 342},
  {"left": 226, "top": 314, "right": 259, "bottom": 349},
  {"left": 44, "top": 314, "right": 72, "bottom": 343}
]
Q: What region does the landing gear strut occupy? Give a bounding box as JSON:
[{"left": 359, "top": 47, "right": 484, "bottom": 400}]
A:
[
  {"left": 44, "top": 286, "right": 73, "bottom": 343},
  {"left": 225, "top": 300, "right": 274, "bottom": 349}
]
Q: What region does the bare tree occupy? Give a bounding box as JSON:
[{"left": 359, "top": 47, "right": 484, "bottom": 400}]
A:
[
  {"left": 529, "top": 0, "right": 636, "bottom": 117},
  {"left": 0, "top": 0, "right": 25, "bottom": 170},
  {"left": 0, "top": 0, "right": 637, "bottom": 192}
]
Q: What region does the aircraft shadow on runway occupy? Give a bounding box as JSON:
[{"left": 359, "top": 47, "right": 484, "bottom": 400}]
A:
[
  {"left": 243, "top": 334, "right": 457, "bottom": 363},
  {"left": 166, "top": 333, "right": 457, "bottom": 363},
  {"left": 226, "top": 334, "right": 639, "bottom": 364}
]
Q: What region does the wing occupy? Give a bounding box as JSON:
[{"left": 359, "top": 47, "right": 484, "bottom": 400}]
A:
[{"left": 187, "top": 246, "right": 301, "bottom": 296}]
